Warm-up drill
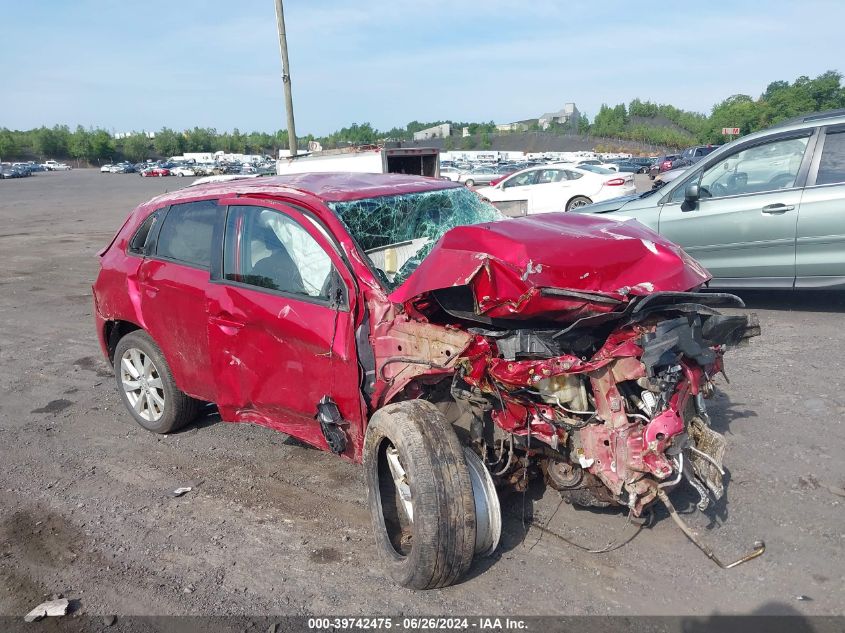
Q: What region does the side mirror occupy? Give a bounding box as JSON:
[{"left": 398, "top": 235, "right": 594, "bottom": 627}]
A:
[{"left": 684, "top": 184, "right": 700, "bottom": 203}]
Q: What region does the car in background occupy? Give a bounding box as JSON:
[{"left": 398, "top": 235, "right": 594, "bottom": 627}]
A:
[
  {"left": 171, "top": 165, "right": 197, "bottom": 177},
  {"left": 628, "top": 157, "right": 656, "bottom": 170},
  {"left": 681, "top": 144, "right": 720, "bottom": 165},
  {"left": 651, "top": 166, "right": 688, "bottom": 190},
  {"left": 606, "top": 160, "right": 647, "bottom": 174},
  {"left": 140, "top": 166, "right": 171, "bottom": 177},
  {"left": 457, "top": 165, "right": 504, "bottom": 187},
  {"left": 571, "top": 108, "right": 845, "bottom": 289},
  {"left": 476, "top": 163, "right": 636, "bottom": 214},
  {"left": 1, "top": 163, "right": 19, "bottom": 179},
  {"left": 648, "top": 154, "right": 685, "bottom": 179},
  {"left": 101, "top": 164, "right": 113, "bottom": 173},
  {"left": 42, "top": 160, "right": 72, "bottom": 171},
  {"left": 109, "top": 163, "right": 135, "bottom": 174},
  {"left": 439, "top": 166, "right": 464, "bottom": 182}
]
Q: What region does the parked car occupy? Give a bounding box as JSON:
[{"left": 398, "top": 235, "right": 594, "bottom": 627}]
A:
[
  {"left": 439, "top": 166, "right": 464, "bottom": 182},
  {"left": 101, "top": 164, "right": 113, "bottom": 173},
  {"left": 42, "top": 160, "right": 72, "bottom": 171},
  {"left": 648, "top": 154, "right": 685, "bottom": 179},
  {"left": 477, "top": 164, "right": 636, "bottom": 214},
  {"left": 457, "top": 165, "right": 502, "bottom": 187},
  {"left": 92, "top": 172, "right": 758, "bottom": 588},
  {"left": 171, "top": 166, "right": 197, "bottom": 177},
  {"left": 681, "top": 144, "right": 720, "bottom": 164},
  {"left": 140, "top": 167, "right": 171, "bottom": 177},
  {"left": 628, "top": 157, "right": 656, "bottom": 170},
  {"left": 607, "top": 160, "right": 646, "bottom": 173},
  {"left": 0, "top": 164, "right": 19, "bottom": 179},
  {"left": 651, "top": 166, "right": 688, "bottom": 190},
  {"left": 572, "top": 108, "right": 845, "bottom": 289}
]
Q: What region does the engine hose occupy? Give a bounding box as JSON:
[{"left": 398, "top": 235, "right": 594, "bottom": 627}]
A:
[{"left": 492, "top": 435, "right": 515, "bottom": 476}]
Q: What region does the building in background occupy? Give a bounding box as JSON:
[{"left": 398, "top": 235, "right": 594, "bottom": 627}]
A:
[
  {"left": 538, "top": 103, "right": 580, "bottom": 131},
  {"left": 413, "top": 123, "right": 458, "bottom": 141}
]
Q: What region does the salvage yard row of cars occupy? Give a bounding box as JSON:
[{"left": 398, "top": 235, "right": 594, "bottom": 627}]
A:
[
  {"left": 0, "top": 159, "right": 71, "bottom": 177},
  {"left": 99, "top": 158, "right": 277, "bottom": 178}
]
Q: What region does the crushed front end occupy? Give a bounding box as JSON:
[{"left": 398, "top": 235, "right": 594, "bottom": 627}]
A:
[{"left": 449, "top": 292, "right": 760, "bottom": 518}]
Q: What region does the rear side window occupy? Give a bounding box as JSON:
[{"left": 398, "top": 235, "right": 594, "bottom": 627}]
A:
[
  {"left": 816, "top": 131, "right": 845, "bottom": 185},
  {"left": 127, "top": 210, "right": 162, "bottom": 255},
  {"left": 155, "top": 200, "right": 219, "bottom": 269}
]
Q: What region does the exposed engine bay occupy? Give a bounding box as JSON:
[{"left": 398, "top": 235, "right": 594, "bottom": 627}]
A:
[{"left": 446, "top": 291, "right": 759, "bottom": 518}]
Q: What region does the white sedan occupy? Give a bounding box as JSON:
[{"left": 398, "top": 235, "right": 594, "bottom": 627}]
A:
[
  {"left": 171, "top": 166, "right": 197, "bottom": 177},
  {"left": 475, "top": 164, "right": 636, "bottom": 214},
  {"left": 100, "top": 164, "right": 113, "bottom": 173}
]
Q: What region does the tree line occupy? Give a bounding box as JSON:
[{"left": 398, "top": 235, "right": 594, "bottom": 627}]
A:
[
  {"left": 591, "top": 70, "right": 845, "bottom": 148},
  {"left": 2, "top": 70, "right": 843, "bottom": 162}
]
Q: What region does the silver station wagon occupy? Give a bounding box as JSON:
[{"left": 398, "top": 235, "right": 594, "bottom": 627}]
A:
[{"left": 573, "top": 109, "right": 845, "bottom": 290}]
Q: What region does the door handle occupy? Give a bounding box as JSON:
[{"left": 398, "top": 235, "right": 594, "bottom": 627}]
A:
[{"left": 761, "top": 204, "right": 795, "bottom": 214}]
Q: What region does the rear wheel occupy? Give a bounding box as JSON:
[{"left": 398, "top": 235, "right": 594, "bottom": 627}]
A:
[
  {"left": 113, "top": 331, "right": 199, "bottom": 433},
  {"left": 464, "top": 179, "right": 475, "bottom": 187},
  {"left": 566, "top": 195, "right": 592, "bottom": 211},
  {"left": 364, "top": 400, "right": 477, "bottom": 589}
]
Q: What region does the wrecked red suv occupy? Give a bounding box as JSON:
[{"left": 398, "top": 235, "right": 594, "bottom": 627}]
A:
[{"left": 93, "top": 173, "right": 762, "bottom": 589}]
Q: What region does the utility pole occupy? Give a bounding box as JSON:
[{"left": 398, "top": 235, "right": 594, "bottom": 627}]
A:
[{"left": 273, "top": 0, "right": 298, "bottom": 156}]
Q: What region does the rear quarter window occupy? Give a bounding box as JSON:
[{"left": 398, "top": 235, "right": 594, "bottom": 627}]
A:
[
  {"left": 155, "top": 200, "right": 220, "bottom": 269},
  {"left": 127, "top": 210, "right": 163, "bottom": 255}
]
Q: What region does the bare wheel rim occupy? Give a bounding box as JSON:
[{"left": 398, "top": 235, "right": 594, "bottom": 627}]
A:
[
  {"left": 385, "top": 445, "right": 414, "bottom": 522},
  {"left": 377, "top": 440, "right": 414, "bottom": 556},
  {"left": 120, "top": 347, "right": 165, "bottom": 422}
]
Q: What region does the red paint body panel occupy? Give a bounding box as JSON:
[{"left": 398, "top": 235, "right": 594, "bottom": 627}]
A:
[{"left": 390, "top": 212, "right": 711, "bottom": 323}]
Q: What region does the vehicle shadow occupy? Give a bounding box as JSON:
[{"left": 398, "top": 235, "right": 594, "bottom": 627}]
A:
[
  {"left": 172, "top": 403, "right": 222, "bottom": 434},
  {"left": 682, "top": 601, "right": 818, "bottom": 631},
  {"left": 718, "top": 289, "right": 845, "bottom": 313},
  {"left": 702, "top": 391, "right": 758, "bottom": 434}
]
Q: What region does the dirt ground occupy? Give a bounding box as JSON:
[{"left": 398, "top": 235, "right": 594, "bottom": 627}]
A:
[{"left": 0, "top": 170, "right": 843, "bottom": 618}]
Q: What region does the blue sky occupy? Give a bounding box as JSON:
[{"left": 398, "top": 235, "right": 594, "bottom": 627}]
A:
[{"left": 1, "top": 0, "right": 843, "bottom": 135}]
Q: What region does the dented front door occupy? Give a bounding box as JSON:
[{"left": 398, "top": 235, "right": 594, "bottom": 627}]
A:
[{"left": 205, "top": 199, "right": 364, "bottom": 457}]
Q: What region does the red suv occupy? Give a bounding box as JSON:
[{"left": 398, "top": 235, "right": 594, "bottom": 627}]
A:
[{"left": 93, "top": 173, "right": 761, "bottom": 588}]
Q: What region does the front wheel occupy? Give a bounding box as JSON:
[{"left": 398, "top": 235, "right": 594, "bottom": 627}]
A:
[
  {"left": 464, "top": 179, "right": 475, "bottom": 187},
  {"left": 363, "top": 400, "right": 477, "bottom": 589},
  {"left": 566, "top": 195, "right": 592, "bottom": 211},
  {"left": 113, "top": 330, "right": 199, "bottom": 433}
]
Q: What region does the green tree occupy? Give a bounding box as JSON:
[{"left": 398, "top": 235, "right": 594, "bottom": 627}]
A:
[
  {"left": 480, "top": 133, "right": 492, "bottom": 149},
  {"left": 0, "top": 128, "right": 20, "bottom": 160},
  {"left": 68, "top": 126, "right": 93, "bottom": 165},
  {"left": 154, "top": 128, "right": 184, "bottom": 158},
  {"left": 122, "top": 134, "right": 151, "bottom": 162},
  {"left": 90, "top": 130, "right": 115, "bottom": 161}
]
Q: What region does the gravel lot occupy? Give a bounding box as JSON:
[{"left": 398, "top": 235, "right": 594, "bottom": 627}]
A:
[{"left": 0, "top": 170, "right": 843, "bottom": 618}]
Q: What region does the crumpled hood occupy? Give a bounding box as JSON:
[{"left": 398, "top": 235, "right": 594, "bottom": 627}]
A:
[{"left": 389, "top": 212, "right": 711, "bottom": 323}]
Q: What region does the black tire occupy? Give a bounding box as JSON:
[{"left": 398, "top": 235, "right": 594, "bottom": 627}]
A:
[
  {"left": 464, "top": 179, "right": 475, "bottom": 187},
  {"left": 566, "top": 195, "right": 592, "bottom": 211},
  {"left": 113, "top": 330, "right": 199, "bottom": 434},
  {"left": 363, "top": 400, "right": 476, "bottom": 589}
]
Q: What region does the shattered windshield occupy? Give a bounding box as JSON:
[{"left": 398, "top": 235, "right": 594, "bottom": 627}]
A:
[{"left": 329, "top": 186, "right": 504, "bottom": 289}]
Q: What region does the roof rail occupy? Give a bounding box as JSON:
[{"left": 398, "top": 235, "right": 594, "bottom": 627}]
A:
[{"left": 772, "top": 108, "right": 845, "bottom": 128}]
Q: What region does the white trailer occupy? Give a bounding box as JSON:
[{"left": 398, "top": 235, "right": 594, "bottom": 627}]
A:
[{"left": 276, "top": 146, "right": 439, "bottom": 177}]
